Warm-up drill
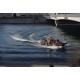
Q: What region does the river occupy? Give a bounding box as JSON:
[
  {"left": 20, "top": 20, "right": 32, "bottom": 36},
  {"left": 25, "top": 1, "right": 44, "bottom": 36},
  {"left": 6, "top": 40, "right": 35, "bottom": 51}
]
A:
[{"left": 0, "top": 24, "right": 80, "bottom": 67}]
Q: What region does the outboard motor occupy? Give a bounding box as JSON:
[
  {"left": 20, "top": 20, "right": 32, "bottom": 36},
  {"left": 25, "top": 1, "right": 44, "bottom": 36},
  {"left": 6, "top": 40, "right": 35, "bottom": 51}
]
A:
[{"left": 62, "top": 42, "right": 67, "bottom": 47}]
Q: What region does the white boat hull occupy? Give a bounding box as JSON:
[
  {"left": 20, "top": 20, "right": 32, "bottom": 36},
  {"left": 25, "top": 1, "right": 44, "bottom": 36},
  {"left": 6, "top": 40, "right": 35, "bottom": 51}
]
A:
[{"left": 33, "top": 44, "right": 63, "bottom": 49}]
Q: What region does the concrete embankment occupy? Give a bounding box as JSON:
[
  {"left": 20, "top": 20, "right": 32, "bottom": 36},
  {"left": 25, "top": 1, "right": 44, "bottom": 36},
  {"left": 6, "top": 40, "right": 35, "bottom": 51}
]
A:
[
  {"left": 0, "top": 17, "right": 56, "bottom": 26},
  {"left": 0, "top": 17, "right": 47, "bottom": 24},
  {"left": 0, "top": 17, "right": 80, "bottom": 27}
]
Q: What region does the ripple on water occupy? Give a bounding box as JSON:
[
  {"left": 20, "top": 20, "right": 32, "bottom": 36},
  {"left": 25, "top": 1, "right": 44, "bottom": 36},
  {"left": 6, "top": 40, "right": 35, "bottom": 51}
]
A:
[{"left": 0, "top": 24, "right": 80, "bottom": 66}]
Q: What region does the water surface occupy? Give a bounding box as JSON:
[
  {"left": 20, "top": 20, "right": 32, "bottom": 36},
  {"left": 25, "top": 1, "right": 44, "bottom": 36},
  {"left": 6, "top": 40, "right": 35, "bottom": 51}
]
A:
[{"left": 0, "top": 24, "right": 80, "bottom": 66}]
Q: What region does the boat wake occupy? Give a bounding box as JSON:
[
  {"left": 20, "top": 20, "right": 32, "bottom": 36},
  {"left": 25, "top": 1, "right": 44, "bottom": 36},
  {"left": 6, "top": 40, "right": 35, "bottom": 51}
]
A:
[
  {"left": 10, "top": 33, "right": 41, "bottom": 43},
  {"left": 10, "top": 33, "right": 70, "bottom": 49}
]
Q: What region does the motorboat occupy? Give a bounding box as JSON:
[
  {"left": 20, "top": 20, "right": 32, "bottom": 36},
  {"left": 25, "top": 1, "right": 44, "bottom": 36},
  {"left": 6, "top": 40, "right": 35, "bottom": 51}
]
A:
[{"left": 40, "top": 37, "right": 69, "bottom": 49}]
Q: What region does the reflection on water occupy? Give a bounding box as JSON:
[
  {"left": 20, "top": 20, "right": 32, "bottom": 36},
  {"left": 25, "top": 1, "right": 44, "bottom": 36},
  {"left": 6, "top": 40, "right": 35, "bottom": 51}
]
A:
[
  {"left": 0, "top": 24, "right": 80, "bottom": 67},
  {"left": 58, "top": 25, "right": 80, "bottom": 67},
  {"left": 59, "top": 25, "right": 80, "bottom": 40}
]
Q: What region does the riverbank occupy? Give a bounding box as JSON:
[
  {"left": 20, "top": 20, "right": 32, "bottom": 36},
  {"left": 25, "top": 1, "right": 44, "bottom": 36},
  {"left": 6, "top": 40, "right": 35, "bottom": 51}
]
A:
[
  {"left": 0, "top": 17, "right": 47, "bottom": 24},
  {"left": 0, "top": 17, "right": 80, "bottom": 26},
  {"left": 0, "top": 17, "right": 56, "bottom": 26}
]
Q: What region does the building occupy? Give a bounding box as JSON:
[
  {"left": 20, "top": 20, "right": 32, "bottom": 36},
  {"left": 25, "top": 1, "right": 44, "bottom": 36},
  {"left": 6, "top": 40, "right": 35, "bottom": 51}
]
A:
[{"left": 0, "top": 13, "right": 12, "bottom": 18}]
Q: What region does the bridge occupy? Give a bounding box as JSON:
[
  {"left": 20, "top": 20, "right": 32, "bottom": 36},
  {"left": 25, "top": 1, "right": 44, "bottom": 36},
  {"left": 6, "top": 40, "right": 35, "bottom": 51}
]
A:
[
  {"left": 44, "top": 13, "right": 80, "bottom": 26},
  {"left": 46, "top": 13, "right": 80, "bottom": 22}
]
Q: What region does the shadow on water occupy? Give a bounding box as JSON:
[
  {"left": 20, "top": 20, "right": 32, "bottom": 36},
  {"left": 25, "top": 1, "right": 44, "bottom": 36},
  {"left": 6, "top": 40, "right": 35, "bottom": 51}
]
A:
[
  {"left": 56, "top": 25, "right": 80, "bottom": 67},
  {"left": 58, "top": 25, "right": 80, "bottom": 40}
]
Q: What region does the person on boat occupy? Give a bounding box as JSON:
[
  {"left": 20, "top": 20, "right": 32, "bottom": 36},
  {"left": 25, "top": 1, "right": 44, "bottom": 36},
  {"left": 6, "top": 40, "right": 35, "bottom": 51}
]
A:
[
  {"left": 41, "top": 36, "right": 48, "bottom": 45},
  {"left": 46, "top": 37, "right": 51, "bottom": 46},
  {"left": 55, "top": 39, "right": 62, "bottom": 46},
  {"left": 41, "top": 36, "right": 51, "bottom": 46},
  {"left": 42, "top": 37, "right": 55, "bottom": 46},
  {"left": 41, "top": 36, "right": 61, "bottom": 46},
  {"left": 49, "top": 37, "right": 56, "bottom": 46}
]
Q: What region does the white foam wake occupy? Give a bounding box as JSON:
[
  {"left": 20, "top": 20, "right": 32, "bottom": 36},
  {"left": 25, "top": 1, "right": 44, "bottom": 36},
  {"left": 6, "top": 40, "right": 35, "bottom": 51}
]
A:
[
  {"left": 10, "top": 34, "right": 28, "bottom": 41},
  {"left": 10, "top": 33, "right": 41, "bottom": 43}
]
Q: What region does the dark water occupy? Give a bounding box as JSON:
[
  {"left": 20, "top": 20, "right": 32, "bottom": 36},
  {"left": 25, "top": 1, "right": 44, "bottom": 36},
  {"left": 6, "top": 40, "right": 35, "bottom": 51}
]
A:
[{"left": 0, "top": 24, "right": 80, "bottom": 67}]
